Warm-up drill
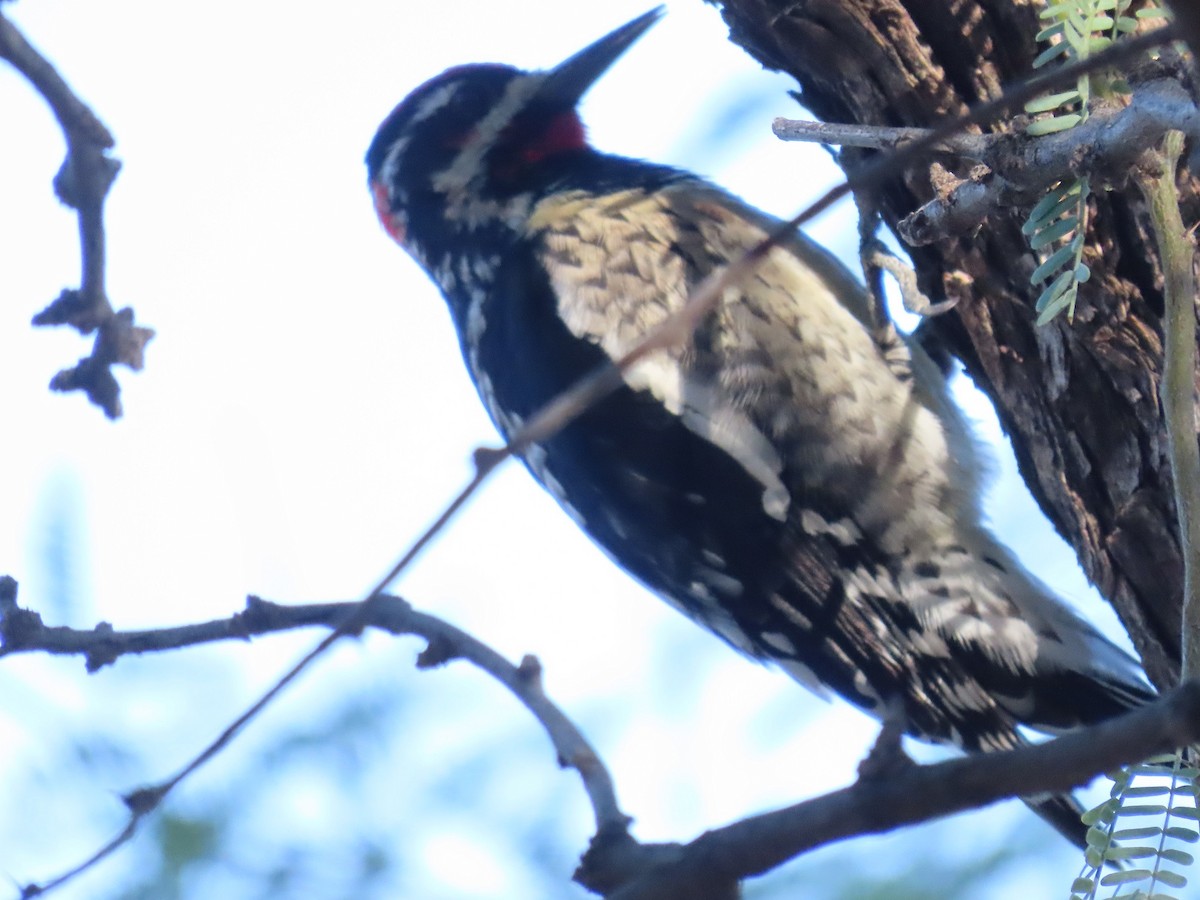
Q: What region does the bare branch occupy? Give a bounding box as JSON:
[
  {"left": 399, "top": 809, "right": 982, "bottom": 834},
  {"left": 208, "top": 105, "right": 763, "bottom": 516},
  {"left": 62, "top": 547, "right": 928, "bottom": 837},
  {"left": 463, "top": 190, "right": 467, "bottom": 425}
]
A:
[
  {"left": 0, "top": 9, "right": 154, "bottom": 418},
  {"left": 773, "top": 118, "right": 991, "bottom": 158},
  {"left": 0, "top": 580, "right": 629, "bottom": 895},
  {"left": 584, "top": 682, "right": 1200, "bottom": 899},
  {"left": 903, "top": 79, "right": 1199, "bottom": 246},
  {"left": 9, "top": 573, "right": 1200, "bottom": 898},
  {"left": 778, "top": 78, "right": 1200, "bottom": 248}
]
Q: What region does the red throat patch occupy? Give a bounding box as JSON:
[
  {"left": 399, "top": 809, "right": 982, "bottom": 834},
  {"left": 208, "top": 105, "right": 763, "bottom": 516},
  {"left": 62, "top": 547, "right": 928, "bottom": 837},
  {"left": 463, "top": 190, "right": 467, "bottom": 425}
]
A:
[{"left": 521, "top": 111, "right": 587, "bottom": 164}]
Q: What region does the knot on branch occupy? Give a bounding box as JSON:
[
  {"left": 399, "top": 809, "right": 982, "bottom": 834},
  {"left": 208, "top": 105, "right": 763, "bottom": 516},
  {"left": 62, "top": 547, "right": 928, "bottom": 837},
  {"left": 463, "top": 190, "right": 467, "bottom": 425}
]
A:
[
  {"left": 83, "top": 621, "right": 118, "bottom": 673},
  {"left": 239, "top": 595, "right": 280, "bottom": 634},
  {"left": 53, "top": 149, "right": 120, "bottom": 210},
  {"left": 0, "top": 577, "right": 43, "bottom": 651},
  {"left": 33, "top": 287, "right": 108, "bottom": 332},
  {"left": 416, "top": 632, "right": 459, "bottom": 668},
  {"left": 123, "top": 784, "right": 168, "bottom": 816},
  {"left": 575, "top": 829, "right": 693, "bottom": 897},
  {"left": 39, "top": 302, "right": 155, "bottom": 419},
  {"left": 2, "top": 8, "right": 153, "bottom": 419}
]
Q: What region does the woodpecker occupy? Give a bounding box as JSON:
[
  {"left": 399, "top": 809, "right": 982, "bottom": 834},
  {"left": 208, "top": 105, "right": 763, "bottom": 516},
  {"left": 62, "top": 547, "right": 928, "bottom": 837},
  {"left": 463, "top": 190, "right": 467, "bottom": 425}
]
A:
[{"left": 366, "top": 8, "right": 1154, "bottom": 846}]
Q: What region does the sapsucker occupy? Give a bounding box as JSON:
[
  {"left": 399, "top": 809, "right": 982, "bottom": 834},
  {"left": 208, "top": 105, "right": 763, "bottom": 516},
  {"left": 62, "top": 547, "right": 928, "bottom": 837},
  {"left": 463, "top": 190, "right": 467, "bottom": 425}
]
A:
[{"left": 366, "top": 8, "right": 1154, "bottom": 845}]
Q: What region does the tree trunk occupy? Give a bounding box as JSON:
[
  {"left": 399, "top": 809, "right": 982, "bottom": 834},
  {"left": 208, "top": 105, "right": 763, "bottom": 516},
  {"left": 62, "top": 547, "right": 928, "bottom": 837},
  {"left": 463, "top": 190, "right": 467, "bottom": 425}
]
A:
[{"left": 709, "top": 0, "right": 1199, "bottom": 689}]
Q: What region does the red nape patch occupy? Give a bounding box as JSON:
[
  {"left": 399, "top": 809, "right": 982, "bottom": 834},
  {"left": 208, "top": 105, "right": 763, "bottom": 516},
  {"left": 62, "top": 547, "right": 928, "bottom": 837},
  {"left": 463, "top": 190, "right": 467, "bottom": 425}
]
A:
[
  {"left": 521, "top": 111, "right": 587, "bottom": 164},
  {"left": 371, "top": 180, "right": 406, "bottom": 246}
]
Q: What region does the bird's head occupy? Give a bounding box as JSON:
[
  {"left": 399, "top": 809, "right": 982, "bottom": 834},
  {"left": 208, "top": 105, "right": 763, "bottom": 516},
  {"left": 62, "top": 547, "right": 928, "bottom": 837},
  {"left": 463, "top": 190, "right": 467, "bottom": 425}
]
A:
[{"left": 366, "top": 7, "right": 664, "bottom": 261}]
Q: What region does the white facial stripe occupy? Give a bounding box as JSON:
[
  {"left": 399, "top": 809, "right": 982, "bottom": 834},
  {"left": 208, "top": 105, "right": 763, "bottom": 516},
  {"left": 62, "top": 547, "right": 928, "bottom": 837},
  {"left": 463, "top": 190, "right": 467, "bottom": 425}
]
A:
[
  {"left": 411, "top": 83, "right": 458, "bottom": 124},
  {"left": 379, "top": 136, "right": 410, "bottom": 200},
  {"left": 431, "top": 73, "right": 545, "bottom": 220}
]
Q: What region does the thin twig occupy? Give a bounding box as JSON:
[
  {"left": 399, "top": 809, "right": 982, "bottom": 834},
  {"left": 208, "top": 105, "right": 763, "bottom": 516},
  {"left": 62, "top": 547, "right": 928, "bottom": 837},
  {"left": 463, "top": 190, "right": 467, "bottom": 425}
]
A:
[
  {"left": 1, "top": 585, "right": 627, "bottom": 894},
  {"left": 0, "top": 8, "right": 153, "bottom": 418},
  {"left": 766, "top": 25, "right": 1179, "bottom": 247},
  {"left": 772, "top": 118, "right": 992, "bottom": 157}
]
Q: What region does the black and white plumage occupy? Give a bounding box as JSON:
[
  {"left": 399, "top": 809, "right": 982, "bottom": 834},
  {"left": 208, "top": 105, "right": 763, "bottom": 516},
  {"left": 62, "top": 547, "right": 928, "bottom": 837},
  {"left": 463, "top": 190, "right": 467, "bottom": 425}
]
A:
[{"left": 366, "top": 8, "right": 1154, "bottom": 845}]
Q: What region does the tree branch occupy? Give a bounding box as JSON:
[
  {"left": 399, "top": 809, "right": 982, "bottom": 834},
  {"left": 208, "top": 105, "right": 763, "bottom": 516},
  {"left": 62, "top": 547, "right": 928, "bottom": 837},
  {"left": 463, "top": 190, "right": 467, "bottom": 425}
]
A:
[
  {"left": 588, "top": 680, "right": 1200, "bottom": 899},
  {"left": 0, "top": 577, "right": 629, "bottom": 896},
  {"left": 0, "top": 8, "right": 153, "bottom": 419},
  {"left": 776, "top": 77, "right": 1200, "bottom": 247},
  {"left": 773, "top": 118, "right": 993, "bottom": 157},
  {"left": 8, "top": 574, "right": 1200, "bottom": 899},
  {"left": 1138, "top": 132, "right": 1200, "bottom": 680}
]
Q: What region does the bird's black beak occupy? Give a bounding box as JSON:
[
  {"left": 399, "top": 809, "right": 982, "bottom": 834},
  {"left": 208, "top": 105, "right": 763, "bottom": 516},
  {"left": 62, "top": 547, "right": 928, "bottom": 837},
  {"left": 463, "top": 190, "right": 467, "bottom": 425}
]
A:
[{"left": 537, "top": 7, "right": 665, "bottom": 110}]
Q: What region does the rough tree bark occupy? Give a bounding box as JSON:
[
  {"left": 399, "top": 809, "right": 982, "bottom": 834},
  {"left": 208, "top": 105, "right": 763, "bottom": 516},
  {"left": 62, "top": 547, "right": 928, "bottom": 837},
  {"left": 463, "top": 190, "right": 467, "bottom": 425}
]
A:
[{"left": 711, "top": 0, "right": 1198, "bottom": 690}]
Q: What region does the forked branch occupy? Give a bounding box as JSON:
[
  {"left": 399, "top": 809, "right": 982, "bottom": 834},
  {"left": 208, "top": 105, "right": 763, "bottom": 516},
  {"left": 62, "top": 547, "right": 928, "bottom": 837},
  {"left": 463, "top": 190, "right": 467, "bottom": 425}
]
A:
[
  {"left": 6, "top": 577, "right": 1200, "bottom": 899},
  {"left": 0, "top": 9, "right": 153, "bottom": 418}
]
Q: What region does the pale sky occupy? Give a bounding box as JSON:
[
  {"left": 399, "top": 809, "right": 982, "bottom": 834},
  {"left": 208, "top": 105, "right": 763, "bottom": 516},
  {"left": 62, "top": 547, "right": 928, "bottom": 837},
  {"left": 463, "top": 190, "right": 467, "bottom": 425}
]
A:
[{"left": 0, "top": 2, "right": 1137, "bottom": 897}]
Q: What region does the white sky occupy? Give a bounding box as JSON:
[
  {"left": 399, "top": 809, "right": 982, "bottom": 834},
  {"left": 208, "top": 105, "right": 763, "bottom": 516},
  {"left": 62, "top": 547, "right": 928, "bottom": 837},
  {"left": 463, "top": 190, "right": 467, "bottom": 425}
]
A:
[{"left": 0, "top": 2, "right": 1143, "bottom": 897}]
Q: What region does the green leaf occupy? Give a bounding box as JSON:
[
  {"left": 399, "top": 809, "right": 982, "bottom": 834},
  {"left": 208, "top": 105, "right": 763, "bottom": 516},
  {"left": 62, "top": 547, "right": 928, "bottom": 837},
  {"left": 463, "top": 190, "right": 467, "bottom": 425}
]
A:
[
  {"left": 1028, "top": 113, "right": 1085, "bottom": 135},
  {"left": 1107, "top": 845, "right": 1159, "bottom": 860},
  {"left": 1165, "top": 826, "right": 1200, "bottom": 842},
  {"left": 1083, "top": 799, "right": 1120, "bottom": 825},
  {"left": 1160, "top": 847, "right": 1195, "bottom": 866},
  {"left": 1065, "top": 12, "right": 1091, "bottom": 47},
  {"left": 1026, "top": 181, "right": 1083, "bottom": 226},
  {"left": 1075, "top": 261, "right": 1091, "bottom": 282},
  {"left": 1033, "top": 40, "right": 1073, "bottom": 67},
  {"left": 1031, "top": 242, "right": 1079, "bottom": 283},
  {"left": 1155, "top": 868, "right": 1190, "bottom": 889},
  {"left": 1040, "top": 2, "right": 1079, "bottom": 19},
  {"left": 1036, "top": 21, "right": 1067, "bottom": 40},
  {"left": 1038, "top": 291, "right": 1077, "bottom": 325},
  {"left": 1099, "top": 867, "right": 1153, "bottom": 885},
  {"left": 1036, "top": 280, "right": 1076, "bottom": 324},
  {"left": 1116, "top": 803, "right": 1170, "bottom": 816},
  {"left": 1113, "top": 826, "right": 1165, "bottom": 840},
  {"left": 1128, "top": 763, "right": 1176, "bottom": 777},
  {"left": 1030, "top": 215, "right": 1079, "bottom": 249},
  {"left": 1036, "top": 270, "right": 1074, "bottom": 310},
  {"left": 1026, "top": 89, "right": 1082, "bottom": 113},
  {"left": 1124, "top": 784, "right": 1174, "bottom": 797}
]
